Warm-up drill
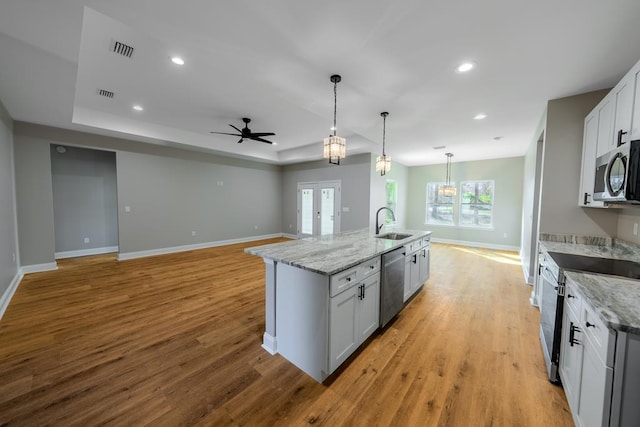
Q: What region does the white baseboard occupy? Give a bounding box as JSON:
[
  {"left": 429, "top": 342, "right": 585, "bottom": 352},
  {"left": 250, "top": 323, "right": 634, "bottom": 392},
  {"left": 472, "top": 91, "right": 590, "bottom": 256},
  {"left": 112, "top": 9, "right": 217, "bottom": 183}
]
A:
[
  {"left": 118, "top": 233, "right": 285, "bottom": 261},
  {"left": 20, "top": 262, "right": 58, "bottom": 274},
  {"left": 281, "top": 233, "right": 297, "bottom": 239},
  {"left": 0, "top": 272, "right": 23, "bottom": 320},
  {"left": 262, "top": 332, "right": 277, "bottom": 355},
  {"left": 55, "top": 246, "right": 118, "bottom": 259},
  {"left": 430, "top": 237, "right": 520, "bottom": 252}
]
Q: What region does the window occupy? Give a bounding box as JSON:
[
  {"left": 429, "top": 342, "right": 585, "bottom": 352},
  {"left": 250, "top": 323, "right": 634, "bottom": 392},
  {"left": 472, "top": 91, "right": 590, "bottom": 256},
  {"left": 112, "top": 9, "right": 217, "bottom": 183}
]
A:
[
  {"left": 460, "top": 180, "right": 494, "bottom": 228},
  {"left": 385, "top": 180, "right": 397, "bottom": 224},
  {"left": 425, "top": 182, "right": 456, "bottom": 226}
]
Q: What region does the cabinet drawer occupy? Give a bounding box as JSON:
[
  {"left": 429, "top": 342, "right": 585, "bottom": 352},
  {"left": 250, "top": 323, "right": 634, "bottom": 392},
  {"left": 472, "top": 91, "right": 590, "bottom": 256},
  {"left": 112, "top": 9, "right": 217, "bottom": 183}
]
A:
[
  {"left": 359, "top": 257, "right": 380, "bottom": 279},
  {"left": 581, "top": 301, "right": 616, "bottom": 367},
  {"left": 330, "top": 266, "right": 359, "bottom": 297},
  {"left": 564, "top": 280, "right": 582, "bottom": 318},
  {"left": 404, "top": 240, "right": 420, "bottom": 254}
]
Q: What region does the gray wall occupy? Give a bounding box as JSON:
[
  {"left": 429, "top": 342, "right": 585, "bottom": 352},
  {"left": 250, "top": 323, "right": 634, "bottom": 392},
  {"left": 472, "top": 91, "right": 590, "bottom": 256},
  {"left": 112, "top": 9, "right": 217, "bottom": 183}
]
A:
[
  {"left": 281, "top": 154, "right": 371, "bottom": 234},
  {"left": 406, "top": 156, "right": 525, "bottom": 248},
  {"left": 13, "top": 133, "right": 56, "bottom": 266},
  {"left": 50, "top": 145, "right": 118, "bottom": 254},
  {"left": 538, "top": 90, "right": 618, "bottom": 237},
  {"left": 13, "top": 122, "right": 282, "bottom": 263},
  {"left": 520, "top": 129, "right": 544, "bottom": 283},
  {"left": 117, "top": 150, "right": 281, "bottom": 253},
  {"left": 369, "top": 154, "right": 409, "bottom": 231},
  {"left": 0, "top": 99, "right": 19, "bottom": 296}
]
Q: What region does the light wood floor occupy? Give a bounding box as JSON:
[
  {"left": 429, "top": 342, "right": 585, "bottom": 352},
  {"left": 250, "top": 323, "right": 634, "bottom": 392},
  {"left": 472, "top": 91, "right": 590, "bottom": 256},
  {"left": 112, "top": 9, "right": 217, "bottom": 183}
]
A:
[{"left": 0, "top": 241, "right": 574, "bottom": 426}]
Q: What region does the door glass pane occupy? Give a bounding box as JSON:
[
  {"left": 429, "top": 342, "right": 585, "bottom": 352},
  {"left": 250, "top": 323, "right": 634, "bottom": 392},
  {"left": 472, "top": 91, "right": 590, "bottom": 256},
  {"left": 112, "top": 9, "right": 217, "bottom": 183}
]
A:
[
  {"left": 301, "top": 189, "right": 314, "bottom": 235},
  {"left": 608, "top": 155, "right": 626, "bottom": 194},
  {"left": 320, "top": 188, "right": 334, "bottom": 235}
]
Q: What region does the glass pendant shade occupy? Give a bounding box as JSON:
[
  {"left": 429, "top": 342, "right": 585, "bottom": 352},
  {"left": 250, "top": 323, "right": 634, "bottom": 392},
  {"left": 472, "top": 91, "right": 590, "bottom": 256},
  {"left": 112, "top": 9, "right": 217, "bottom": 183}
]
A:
[
  {"left": 376, "top": 154, "right": 391, "bottom": 175},
  {"left": 438, "top": 152, "right": 456, "bottom": 196},
  {"left": 323, "top": 135, "right": 346, "bottom": 163}
]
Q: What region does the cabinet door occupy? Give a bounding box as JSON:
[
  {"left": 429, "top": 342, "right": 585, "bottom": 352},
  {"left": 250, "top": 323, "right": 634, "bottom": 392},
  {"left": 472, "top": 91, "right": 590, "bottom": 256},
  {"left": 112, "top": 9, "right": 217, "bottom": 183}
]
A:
[
  {"left": 559, "top": 307, "right": 583, "bottom": 417},
  {"left": 410, "top": 252, "right": 421, "bottom": 293},
  {"left": 328, "top": 287, "right": 358, "bottom": 373},
  {"left": 419, "top": 246, "right": 430, "bottom": 284},
  {"left": 577, "top": 335, "right": 613, "bottom": 427},
  {"left": 580, "top": 111, "right": 605, "bottom": 207},
  {"left": 403, "top": 256, "right": 412, "bottom": 302},
  {"left": 596, "top": 98, "right": 614, "bottom": 158},
  {"left": 612, "top": 75, "right": 634, "bottom": 148},
  {"left": 358, "top": 274, "right": 380, "bottom": 343},
  {"left": 631, "top": 67, "right": 640, "bottom": 140}
]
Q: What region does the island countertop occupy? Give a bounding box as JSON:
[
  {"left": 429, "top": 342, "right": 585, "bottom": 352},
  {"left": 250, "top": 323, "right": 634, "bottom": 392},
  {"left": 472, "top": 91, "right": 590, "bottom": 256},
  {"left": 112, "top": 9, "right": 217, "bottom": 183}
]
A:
[{"left": 245, "top": 228, "right": 431, "bottom": 276}]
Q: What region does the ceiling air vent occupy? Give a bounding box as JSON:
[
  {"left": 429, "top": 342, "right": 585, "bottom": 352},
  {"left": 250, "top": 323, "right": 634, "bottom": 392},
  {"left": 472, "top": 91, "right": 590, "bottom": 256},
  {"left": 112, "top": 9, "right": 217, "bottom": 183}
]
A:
[
  {"left": 97, "top": 88, "right": 114, "bottom": 98},
  {"left": 433, "top": 145, "right": 446, "bottom": 150},
  {"left": 112, "top": 40, "right": 134, "bottom": 58}
]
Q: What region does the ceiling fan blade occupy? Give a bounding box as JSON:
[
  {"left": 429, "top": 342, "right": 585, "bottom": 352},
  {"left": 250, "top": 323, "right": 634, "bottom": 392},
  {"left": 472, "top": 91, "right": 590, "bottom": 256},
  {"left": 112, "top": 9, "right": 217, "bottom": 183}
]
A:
[
  {"left": 238, "top": 138, "right": 244, "bottom": 143},
  {"left": 210, "top": 131, "right": 242, "bottom": 136},
  {"left": 249, "top": 132, "right": 276, "bottom": 137},
  {"left": 250, "top": 136, "right": 274, "bottom": 144},
  {"left": 229, "top": 124, "right": 243, "bottom": 133}
]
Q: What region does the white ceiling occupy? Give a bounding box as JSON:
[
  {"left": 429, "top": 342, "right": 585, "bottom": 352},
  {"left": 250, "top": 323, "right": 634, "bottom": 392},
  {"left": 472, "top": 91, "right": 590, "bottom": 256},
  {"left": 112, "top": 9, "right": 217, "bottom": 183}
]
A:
[{"left": 1, "top": 1, "right": 640, "bottom": 166}]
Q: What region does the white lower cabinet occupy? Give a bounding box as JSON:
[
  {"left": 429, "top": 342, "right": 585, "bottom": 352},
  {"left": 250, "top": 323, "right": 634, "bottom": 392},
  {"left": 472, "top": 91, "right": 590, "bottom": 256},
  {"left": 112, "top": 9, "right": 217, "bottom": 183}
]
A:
[
  {"left": 577, "top": 335, "right": 613, "bottom": 427},
  {"left": 404, "top": 237, "right": 430, "bottom": 302},
  {"left": 559, "top": 293, "right": 582, "bottom": 415},
  {"left": 328, "top": 273, "right": 380, "bottom": 373}
]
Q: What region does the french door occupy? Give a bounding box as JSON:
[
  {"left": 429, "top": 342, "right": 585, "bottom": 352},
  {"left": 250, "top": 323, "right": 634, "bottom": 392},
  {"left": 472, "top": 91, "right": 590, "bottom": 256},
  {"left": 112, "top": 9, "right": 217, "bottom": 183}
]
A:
[{"left": 297, "top": 180, "right": 341, "bottom": 238}]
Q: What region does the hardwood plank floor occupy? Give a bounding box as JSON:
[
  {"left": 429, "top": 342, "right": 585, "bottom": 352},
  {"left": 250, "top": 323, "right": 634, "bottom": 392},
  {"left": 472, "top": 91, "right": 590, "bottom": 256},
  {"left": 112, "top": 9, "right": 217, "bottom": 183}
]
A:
[{"left": 0, "top": 241, "right": 574, "bottom": 426}]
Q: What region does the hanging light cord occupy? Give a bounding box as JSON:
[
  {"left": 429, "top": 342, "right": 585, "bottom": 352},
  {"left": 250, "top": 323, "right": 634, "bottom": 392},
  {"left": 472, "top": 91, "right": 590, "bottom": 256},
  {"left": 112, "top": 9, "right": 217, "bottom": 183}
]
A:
[
  {"left": 332, "top": 80, "right": 337, "bottom": 137},
  {"left": 382, "top": 114, "right": 386, "bottom": 156}
]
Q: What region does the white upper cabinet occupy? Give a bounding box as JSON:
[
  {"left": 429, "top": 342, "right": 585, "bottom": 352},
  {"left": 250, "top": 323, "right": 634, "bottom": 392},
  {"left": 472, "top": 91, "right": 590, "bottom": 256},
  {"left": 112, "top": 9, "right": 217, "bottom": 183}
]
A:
[
  {"left": 579, "top": 110, "right": 605, "bottom": 207},
  {"left": 630, "top": 67, "right": 640, "bottom": 140},
  {"left": 595, "top": 98, "right": 614, "bottom": 158}
]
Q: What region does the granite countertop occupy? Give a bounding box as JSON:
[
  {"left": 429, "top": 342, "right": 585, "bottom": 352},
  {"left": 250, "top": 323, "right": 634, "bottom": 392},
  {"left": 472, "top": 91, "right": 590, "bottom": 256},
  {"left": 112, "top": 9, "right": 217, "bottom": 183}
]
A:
[
  {"left": 539, "top": 233, "right": 640, "bottom": 334},
  {"left": 564, "top": 271, "right": 640, "bottom": 334},
  {"left": 245, "top": 228, "right": 431, "bottom": 276}
]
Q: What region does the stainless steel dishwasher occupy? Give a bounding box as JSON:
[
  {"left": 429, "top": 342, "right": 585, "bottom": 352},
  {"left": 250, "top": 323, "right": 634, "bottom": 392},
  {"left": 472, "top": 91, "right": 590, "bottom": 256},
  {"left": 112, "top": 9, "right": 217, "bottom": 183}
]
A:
[{"left": 380, "top": 247, "right": 406, "bottom": 327}]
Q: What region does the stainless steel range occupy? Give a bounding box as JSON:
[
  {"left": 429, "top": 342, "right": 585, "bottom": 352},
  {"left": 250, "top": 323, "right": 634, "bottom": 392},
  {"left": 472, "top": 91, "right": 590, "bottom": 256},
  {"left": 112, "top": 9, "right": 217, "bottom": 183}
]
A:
[{"left": 539, "top": 251, "right": 640, "bottom": 383}]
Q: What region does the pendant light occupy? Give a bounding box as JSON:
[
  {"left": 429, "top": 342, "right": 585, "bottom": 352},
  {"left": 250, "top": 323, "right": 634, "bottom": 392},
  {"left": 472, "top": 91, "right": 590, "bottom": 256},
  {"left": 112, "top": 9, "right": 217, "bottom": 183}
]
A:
[
  {"left": 438, "top": 153, "right": 456, "bottom": 197},
  {"left": 375, "top": 112, "right": 391, "bottom": 175},
  {"left": 323, "top": 74, "right": 346, "bottom": 165}
]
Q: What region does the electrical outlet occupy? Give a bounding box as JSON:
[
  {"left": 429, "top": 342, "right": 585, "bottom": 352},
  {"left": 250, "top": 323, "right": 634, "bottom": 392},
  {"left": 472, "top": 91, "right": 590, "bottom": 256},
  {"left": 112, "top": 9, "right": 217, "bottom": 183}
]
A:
[
  {"left": 342, "top": 207, "right": 350, "bottom": 212},
  {"left": 217, "top": 180, "right": 224, "bottom": 187},
  {"left": 254, "top": 225, "right": 258, "bottom": 230},
  {"left": 125, "top": 206, "right": 131, "bottom": 212},
  {"left": 634, "top": 223, "right": 638, "bottom": 236},
  {"left": 503, "top": 233, "right": 508, "bottom": 238},
  {"left": 12, "top": 252, "right": 16, "bottom": 263},
  {"left": 83, "top": 237, "right": 90, "bottom": 244},
  {"left": 289, "top": 224, "right": 292, "bottom": 229},
  {"left": 192, "top": 231, "right": 196, "bottom": 236}
]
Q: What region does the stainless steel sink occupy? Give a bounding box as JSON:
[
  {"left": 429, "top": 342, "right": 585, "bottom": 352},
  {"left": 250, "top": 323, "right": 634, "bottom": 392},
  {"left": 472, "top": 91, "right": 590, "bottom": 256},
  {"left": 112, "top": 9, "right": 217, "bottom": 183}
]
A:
[{"left": 375, "top": 232, "right": 413, "bottom": 240}]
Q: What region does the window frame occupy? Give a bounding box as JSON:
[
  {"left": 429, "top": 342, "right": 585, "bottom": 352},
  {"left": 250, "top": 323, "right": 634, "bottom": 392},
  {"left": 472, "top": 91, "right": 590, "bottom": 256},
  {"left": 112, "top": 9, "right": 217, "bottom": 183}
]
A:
[
  {"left": 458, "top": 180, "right": 495, "bottom": 229},
  {"left": 425, "top": 181, "right": 457, "bottom": 226}
]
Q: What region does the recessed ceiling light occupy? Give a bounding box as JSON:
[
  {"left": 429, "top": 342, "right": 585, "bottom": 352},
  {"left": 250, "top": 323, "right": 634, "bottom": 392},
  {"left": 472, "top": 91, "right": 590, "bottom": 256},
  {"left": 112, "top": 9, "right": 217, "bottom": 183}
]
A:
[
  {"left": 456, "top": 61, "right": 476, "bottom": 73},
  {"left": 171, "top": 56, "right": 184, "bottom": 65},
  {"left": 474, "top": 113, "right": 487, "bottom": 120},
  {"left": 493, "top": 136, "right": 503, "bottom": 141},
  {"left": 132, "top": 105, "right": 144, "bottom": 111}
]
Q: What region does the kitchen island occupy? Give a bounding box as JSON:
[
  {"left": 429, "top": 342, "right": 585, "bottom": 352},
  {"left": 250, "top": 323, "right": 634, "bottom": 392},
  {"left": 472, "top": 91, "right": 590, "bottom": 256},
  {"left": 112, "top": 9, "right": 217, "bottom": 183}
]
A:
[{"left": 246, "top": 228, "right": 431, "bottom": 382}]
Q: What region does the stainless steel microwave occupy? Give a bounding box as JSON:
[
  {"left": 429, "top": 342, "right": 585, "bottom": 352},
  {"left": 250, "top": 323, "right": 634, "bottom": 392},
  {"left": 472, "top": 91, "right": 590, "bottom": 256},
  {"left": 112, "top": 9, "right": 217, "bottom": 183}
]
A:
[{"left": 593, "top": 139, "right": 640, "bottom": 203}]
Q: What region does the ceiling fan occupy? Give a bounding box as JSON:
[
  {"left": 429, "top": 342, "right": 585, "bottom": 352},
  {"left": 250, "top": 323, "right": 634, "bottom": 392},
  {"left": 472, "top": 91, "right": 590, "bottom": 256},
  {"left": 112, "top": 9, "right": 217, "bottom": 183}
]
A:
[{"left": 210, "top": 117, "right": 275, "bottom": 144}]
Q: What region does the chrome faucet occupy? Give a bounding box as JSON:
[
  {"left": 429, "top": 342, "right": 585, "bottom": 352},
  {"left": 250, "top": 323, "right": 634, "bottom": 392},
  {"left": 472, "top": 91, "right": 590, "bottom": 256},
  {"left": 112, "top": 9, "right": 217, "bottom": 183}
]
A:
[{"left": 375, "top": 207, "right": 396, "bottom": 235}]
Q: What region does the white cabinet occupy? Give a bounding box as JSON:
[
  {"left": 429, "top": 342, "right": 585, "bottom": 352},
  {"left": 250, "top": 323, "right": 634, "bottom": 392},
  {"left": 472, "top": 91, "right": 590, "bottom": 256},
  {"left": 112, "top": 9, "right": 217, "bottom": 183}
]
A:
[
  {"left": 630, "top": 67, "right": 640, "bottom": 140},
  {"left": 329, "top": 269, "right": 380, "bottom": 373},
  {"left": 559, "top": 282, "right": 583, "bottom": 415},
  {"left": 275, "top": 256, "right": 380, "bottom": 382},
  {"left": 559, "top": 279, "right": 616, "bottom": 427},
  {"left": 579, "top": 110, "right": 605, "bottom": 207},
  {"left": 581, "top": 57, "right": 640, "bottom": 206},
  {"left": 595, "top": 98, "right": 614, "bottom": 158},
  {"left": 403, "top": 237, "right": 430, "bottom": 302}
]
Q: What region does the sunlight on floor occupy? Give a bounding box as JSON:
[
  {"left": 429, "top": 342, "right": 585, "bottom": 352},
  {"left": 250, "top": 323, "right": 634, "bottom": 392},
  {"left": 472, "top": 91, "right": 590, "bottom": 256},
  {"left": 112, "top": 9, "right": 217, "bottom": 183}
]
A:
[{"left": 450, "top": 245, "right": 522, "bottom": 266}]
